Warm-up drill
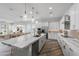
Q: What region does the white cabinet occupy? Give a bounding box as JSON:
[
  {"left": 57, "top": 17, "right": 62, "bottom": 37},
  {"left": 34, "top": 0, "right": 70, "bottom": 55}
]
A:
[
  {"left": 68, "top": 46, "right": 79, "bottom": 56},
  {"left": 58, "top": 38, "right": 70, "bottom": 56},
  {"left": 69, "top": 6, "right": 76, "bottom": 30},
  {"left": 58, "top": 34, "right": 79, "bottom": 56},
  {"left": 11, "top": 45, "right": 32, "bottom": 56},
  {"left": 63, "top": 43, "right": 70, "bottom": 56},
  {"left": 70, "top": 50, "right": 79, "bottom": 56},
  {"left": 61, "top": 40, "right": 67, "bottom": 55},
  {"left": 0, "top": 43, "right": 11, "bottom": 56},
  {"left": 65, "top": 4, "right": 79, "bottom": 30},
  {"left": 48, "top": 22, "right": 60, "bottom": 40},
  {"left": 75, "top": 4, "right": 79, "bottom": 30},
  {"left": 48, "top": 32, "right": 58, "bottom": 40},
  {"left": 39, "top": 35, "right": 46, "bottom": 52}
]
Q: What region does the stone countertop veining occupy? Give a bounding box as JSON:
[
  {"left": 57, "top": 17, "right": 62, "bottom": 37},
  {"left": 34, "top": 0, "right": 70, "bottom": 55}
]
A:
[
  {"left": 0, "top": 32, "right": 30, "bottom": 42},
  {"left": 58, "top": 33, "right": 79, "bottom": 52},
  {"left": 1, "top": 33, "right": 46, "bottom": 48}
]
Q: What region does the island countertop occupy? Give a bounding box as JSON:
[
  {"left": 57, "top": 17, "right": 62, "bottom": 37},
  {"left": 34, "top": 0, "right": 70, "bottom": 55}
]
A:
[
  {"left": 1, "top": 33, "right": 46, "bottom": 48},
  {"left": 0, "top": 32, "right": 30, "bottom": 39}
]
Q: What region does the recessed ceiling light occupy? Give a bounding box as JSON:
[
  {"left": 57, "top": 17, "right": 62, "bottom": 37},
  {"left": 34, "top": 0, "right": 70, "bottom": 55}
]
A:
[
  {"left": 23, "top": 15, "right": 27, "bottom": 18},
  {"left": 49, "top": 7, "right": 53, "bottom": 10},
  {"left": 23, "top": 15, "right": 27, "bottom": 21},
  {"left": 32, "top": 18, "right": 35, "bottom": 22},
  {"left": 50, "top": 14, "right": 53, "bottom": 17},
  {"left": 35, "top": 21, "right": 38, "bottom": 24},
  {"left": 30, "top": 11, "right": 33, "bottom": 14}
]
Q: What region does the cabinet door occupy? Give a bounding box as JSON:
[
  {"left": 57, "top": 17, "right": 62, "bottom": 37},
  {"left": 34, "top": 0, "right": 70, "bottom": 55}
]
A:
[
  {"left": 12, "top": 45, "right": 32, "bottom": 56},
  {"left": 68, "top": 47, "right": 79, "bottom": 56},
  {"left": 0, "top": 43, "right": 11, "bottom": 56},
  {"left": 61, "top": 42, "right": 67, "bottom": 56},
  {"left": 39, "top": 36, "right": 46, "bottom": 52},
  {"left": 71, "top": 51, "right": 79, "bottom": 56},
  {"left": 39, "top": 39, "right": 42, "bottom": 52},
  {"left": 60, "top": 40, "right": 68, "bottom": 56},
  {"left": 69, "top": 4, "right": 76, "bottom": 30},
  {"left": 75, "top": 4, "right": 79, "bottom": 30},
  {"left": 65, "top": 44, "right": 70, "bottom": 56},
  {"left": 68, "top": 47, "right": 74, "bottom": 56}
]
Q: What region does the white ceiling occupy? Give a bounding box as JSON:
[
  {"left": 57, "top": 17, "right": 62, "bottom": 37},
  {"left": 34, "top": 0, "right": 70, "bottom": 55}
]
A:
[{"left": 0, "top": 3, "right": 73, "bottom": 23}]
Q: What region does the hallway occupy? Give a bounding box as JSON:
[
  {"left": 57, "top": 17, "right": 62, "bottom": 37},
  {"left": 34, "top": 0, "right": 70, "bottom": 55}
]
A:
[{"left": 39, "top": 39, "right": 64, "bottom": 56}]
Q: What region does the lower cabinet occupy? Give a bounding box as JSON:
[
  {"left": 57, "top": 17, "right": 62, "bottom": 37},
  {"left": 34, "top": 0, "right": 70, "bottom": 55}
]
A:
[
  {"left": 0, "top": 43, "right": 11, "bottom": 56},
  {"left": 32, "top": 40, "right": 39, "bottom": 56},
  {"left": 57, "top": 35, "right": 79, "bottom": 56},
  {"left": 32, "top": 35, "right": 46, "bottom": 55},
  {"left": 32, "top": 35, "right": 46, "bottom": 56},
  {"left": 68, "top": 47, "right": 79, "bottom": 56},
  {"left": 11, "top": 45, "right": 32, "bottom": 56},
  {"left": 39, "top": 35, "right": 46, "bottom": 52},
  {"left": 11, "top": 35, "right": 46, "bottom": 56}
]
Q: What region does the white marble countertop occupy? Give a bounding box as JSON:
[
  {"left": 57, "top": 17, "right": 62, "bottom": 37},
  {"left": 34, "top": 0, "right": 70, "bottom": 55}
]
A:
[
  {"left": 1, "top": 33, "right": 46, "bottom": 48},
  {"left": 58, "top": 33, "right": 79, "bottom": 52}
]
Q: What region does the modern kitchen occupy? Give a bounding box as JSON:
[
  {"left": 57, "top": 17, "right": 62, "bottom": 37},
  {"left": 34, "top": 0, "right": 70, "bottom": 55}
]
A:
[{"left": 0, "top": 3, "right": 79, "bottom": 56}]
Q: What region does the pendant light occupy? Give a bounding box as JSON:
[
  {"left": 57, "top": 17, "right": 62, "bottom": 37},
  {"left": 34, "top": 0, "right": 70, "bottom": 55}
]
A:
[{"left": 23, "top": 3, "right": 27, "bottom": 21}]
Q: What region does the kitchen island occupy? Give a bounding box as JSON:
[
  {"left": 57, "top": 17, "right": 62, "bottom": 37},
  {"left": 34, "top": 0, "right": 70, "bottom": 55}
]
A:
[
  {"left": 0, "top": 32, "right": 30, "bottom": 56},
  {"left": 1, "top": 33, "right": 46, "bottom": 56}
]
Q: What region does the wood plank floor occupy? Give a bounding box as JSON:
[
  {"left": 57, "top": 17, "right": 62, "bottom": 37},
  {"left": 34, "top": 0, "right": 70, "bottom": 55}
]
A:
[{"left": 39, "top": 39, "right": 64, "bottom": 56}]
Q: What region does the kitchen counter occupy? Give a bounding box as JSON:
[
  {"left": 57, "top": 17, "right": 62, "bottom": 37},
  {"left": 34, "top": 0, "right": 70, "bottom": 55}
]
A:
[
  {"left": 1, "top": 33, "right": 46, "bottom": 48},
  {"left": 0, "top": 32, "right": 30, "bottom": 39},
  {"left": 58, "top": 33, "right": 79, "bottom": 53},
  {"left": 0, "top": 32, "right": 30, "bottom": 43}
]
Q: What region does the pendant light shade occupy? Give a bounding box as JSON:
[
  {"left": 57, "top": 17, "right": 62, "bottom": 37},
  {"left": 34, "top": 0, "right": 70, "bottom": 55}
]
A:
[{"left": 23, "top": 3, "right": 27, "bottom": 21}]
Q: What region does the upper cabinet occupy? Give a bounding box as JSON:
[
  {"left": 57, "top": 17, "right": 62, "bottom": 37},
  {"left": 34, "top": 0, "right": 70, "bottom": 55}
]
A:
[
  {"left": 64, "top": 15, "right": 70, "bottom": 30},
  {"left": 60, "top": 4, "right": 79, "bottom": 30},
  {"left": 75, "top": 4, "right": 79, "bottom": 30},
  {"left": 69, "top": 4, "right": 76, "bottom": 30},
  {"left": 69, "top": 4, "right": 79, "bottom": 30}
]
